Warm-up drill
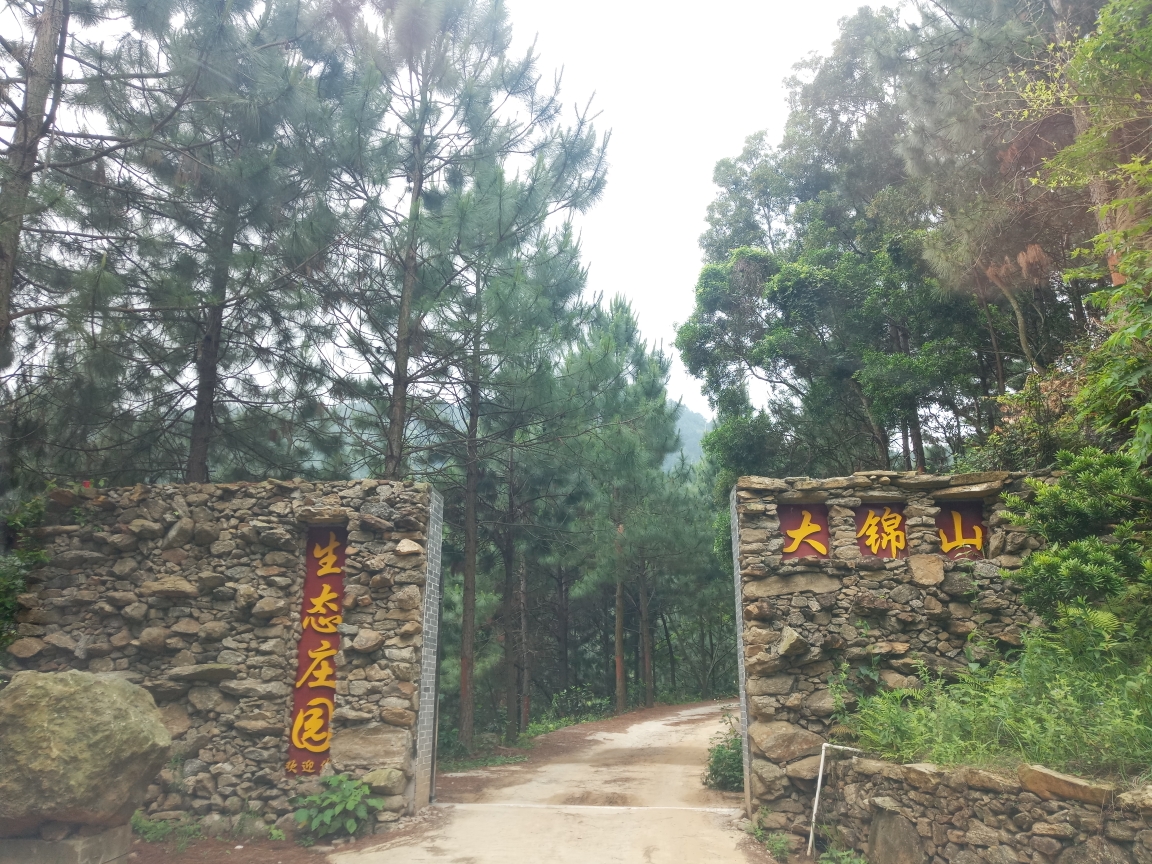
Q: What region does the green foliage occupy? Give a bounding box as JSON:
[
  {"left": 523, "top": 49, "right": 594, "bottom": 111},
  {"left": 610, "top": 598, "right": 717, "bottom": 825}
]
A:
[
  {"left": 763, "top": 831, "right": 792, "bottom": 862},
  {"left": 954, "top": 375, "right": 1098, "bottom": 473},
  {"left": 268, "top": 827, "right": 286, "bottom": 841},
  {"left": 819, "top": 849, "right": 868, "bottom": 864},
  {"left": 1010, "top": 537, "right": 1147, "bottom": 619},
  {"left": 130, "top": 812, "right": 201, "bottom": 852},
  {"left": 703, "top": 715, "right": 744, "bottom": 791},
  {"left": 548, "top": 685, "right": 612, "bottom": 723},
  {"left": 1000, "top": 449, "right": 1152, "bottom": 620},
  {"left": 292, "top": 775, "right": 383, "bottom": 841},
  {"left": 0, "top": 556, "right": 27, "bottom": 649},
  {"left": 846, "top": 632, "right": 1152, "bottom": 777},
  {"left": 1003, "top": 449, "right": 1152, "bottom": 542},
  {"left": 130, "top": 811, "right": 172, "bottom": 843}
]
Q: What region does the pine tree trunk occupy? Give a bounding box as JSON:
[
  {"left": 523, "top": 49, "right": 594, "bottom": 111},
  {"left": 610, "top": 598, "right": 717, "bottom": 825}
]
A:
[
  {"left": 850, "top": 380, "right": 890, "bottom": 468},
  {"left": 502, "top": 446, "right": 518, "bottom": 743},
  {"left": 383, "top": 96, "right": 427, "bottom": 480},
  {"left": 614, "top": 547, "right": 626, "bottom": 714},
  {"left": 977, "top": 292, "right": 1007, "bottom": 395},
  {"left": 519, "top": 556, "right": 530, "bottom": 730},
  {"left": 458, "top": 371, "right": 480, "bottom": 750},
  {"left": 0, "top": 0, "right": 67, "bottom": 349},
  {"left": 557, "top": 567, "right": 569, "bottom": 691},
  {"left": 502, "top": 536, "right": 517, "bottom": 742},
  {"left": 639, "top": 575, "right": 654, "bottom": 708},
  {"left": 660, "top": 611, "right": 676, "bottom": 695},
  {"left": 909, "top": 413, "right": 927, "bottom": 472},
  {"left": 185, "top": 196, "right": 241, "bottom": 483}
]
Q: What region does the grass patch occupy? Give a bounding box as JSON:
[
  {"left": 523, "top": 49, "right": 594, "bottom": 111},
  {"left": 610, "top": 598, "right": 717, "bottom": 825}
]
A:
[
  {"left": 130, "top": 811, "right": 202, "bottom": 852},
  {"left": 843, "top": 632, "right": 1152, "bottom": 779},
  {"left": 438, "top": 753, "right": 529, "bottom": 773}
]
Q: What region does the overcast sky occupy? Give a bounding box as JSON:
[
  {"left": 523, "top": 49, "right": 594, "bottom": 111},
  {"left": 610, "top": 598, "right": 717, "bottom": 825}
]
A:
[{"left": 503, "top": 0, "right": 866, "bottom": 418}]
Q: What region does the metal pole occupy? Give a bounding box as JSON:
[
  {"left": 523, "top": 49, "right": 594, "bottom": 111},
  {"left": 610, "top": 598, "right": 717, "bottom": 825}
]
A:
[{"left": 807, "top": 743, "right": 863, "bottom": 858}]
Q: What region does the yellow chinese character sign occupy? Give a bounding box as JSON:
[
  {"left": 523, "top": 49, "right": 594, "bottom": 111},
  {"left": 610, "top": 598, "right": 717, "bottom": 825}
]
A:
[
  {"left": 854, "top": 506, "right": 908, "bottom": 559},
  {"left": 287, "top": 527, "right": 346, "bottom": 774},
  {"left": 779, "top": 505, "right": 830, "bottom": 560},
  {"left": 935, "top": 501, "right": 985, "bottom": 560}
]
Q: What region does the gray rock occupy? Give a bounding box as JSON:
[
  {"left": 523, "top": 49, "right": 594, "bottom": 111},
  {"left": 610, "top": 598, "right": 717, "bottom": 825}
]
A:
[
  {"left": 181, "top": 759, "right": 208, "bottom": 778},
  {"left": 49, "top": 550, "right": 109, "bottom": 570},
  {"left": 1057, "top": 838, "right": 1133, "bottom": 864},
  {"left": 137, "top": 627, "right": 170, "bottom": 652},
  {"left": 941, "top": 570, "right": 977, "bottom": 597},
  {"left": 162, "top": 517, "right": 195, "bottom": 550},
  {"left": 127, "top": 519, "right": 164, "bottom": 539},
  {"left": 350, "top": 629, "right": 386, "bottom": 653},
  {"left": 250, "top": 597, "right": 286, "bottom": 619},
  {"left": 187, "top": 686, "right": 227, "bottom": 713},
  {"left": 219, "top": 679, "right": 290, "bottom": 700},
  {"left": 330, "top": 726, "right": 412, "bottom": 773},
  {"left": 167, "top": 664, "right": 238, "bottom": 682},
  {"left": 0, "top": 671, "right": 171, "bottom": 837},
  {"left": 748, "top": 721, "right": 824, "bottom": 762},
  {"left": 867, "top": 810, "right": 926, "bottom": 864},
  {"left": 139, "top": 576, "right": 198, "bottom": 599},
  {"left": 362, "top": 768, "right": 407, "bottom": 796}
]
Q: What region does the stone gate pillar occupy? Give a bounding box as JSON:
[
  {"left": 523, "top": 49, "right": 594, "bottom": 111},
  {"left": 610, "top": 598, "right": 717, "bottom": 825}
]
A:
[{"left": 731, "top": 470, "right": 1042, "bottom": 830}]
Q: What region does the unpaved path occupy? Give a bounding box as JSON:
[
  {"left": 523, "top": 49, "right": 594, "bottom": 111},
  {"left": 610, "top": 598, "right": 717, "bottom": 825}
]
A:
[{"left": 331, "top": 701, "right": 772, "bottom": 864}]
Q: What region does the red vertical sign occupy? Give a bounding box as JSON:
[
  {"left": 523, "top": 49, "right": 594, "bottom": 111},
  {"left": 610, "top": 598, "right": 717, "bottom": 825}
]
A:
[{"left": 286, "top": 526, "right": 346, "bottom": 775}]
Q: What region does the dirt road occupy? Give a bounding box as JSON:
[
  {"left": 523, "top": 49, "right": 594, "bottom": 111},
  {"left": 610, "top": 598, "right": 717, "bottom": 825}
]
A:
[{"left": 331, "top": 701, "right": 771, "bottom": 864}]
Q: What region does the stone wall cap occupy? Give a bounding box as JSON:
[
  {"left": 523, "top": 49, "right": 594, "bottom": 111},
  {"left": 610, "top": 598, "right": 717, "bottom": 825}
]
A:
[
  {"left": 960, "top": 767, "right": 1021, "bottom": 793},
  {"left": 949, "top": 471, "right": 1011, "bottom": 486},
  {"left": 934, "top": 481, "right": 1005, "bottom": 499},
  {"left": 294, "top": 504, "right": 350, "bottom": 525},
  {"left": 892, "top": 474, "right": 952, "bottom": 490},
  {"left": 1018, "top": 764, "right": 1115, "bottom": 806},
  {"left": 736, "top": 476, "right": 790, "bottom": 492}
]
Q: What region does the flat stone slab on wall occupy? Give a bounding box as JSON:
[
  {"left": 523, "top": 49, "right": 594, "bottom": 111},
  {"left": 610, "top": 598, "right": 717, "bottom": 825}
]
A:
[
  {"left": 730, "top": 470, "right": 1047, "bottom": 829},
  {"left": 0, "top": 478, "right": 443, "bottom": 834}
]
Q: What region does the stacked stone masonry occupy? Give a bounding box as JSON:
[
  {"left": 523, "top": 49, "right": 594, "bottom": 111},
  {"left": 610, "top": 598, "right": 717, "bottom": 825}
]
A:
[
  {"left": 731, "top": 469, "right": 1049, "bottom": 831},
  {"left": 0, "top": 477, "right": 443, "bottom": 836},
  {"left": 822, "top": 756, "right": 1152, "bottom": 864}
]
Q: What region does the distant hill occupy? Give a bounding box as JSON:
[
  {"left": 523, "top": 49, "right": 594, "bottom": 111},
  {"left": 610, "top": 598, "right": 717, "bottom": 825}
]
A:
[{"left": 665, "top": 405, "right": 710, "bottom": 468}]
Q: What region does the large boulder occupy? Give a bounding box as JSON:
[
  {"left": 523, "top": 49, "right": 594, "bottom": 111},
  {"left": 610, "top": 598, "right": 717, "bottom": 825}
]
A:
[{"left": 0, "top": 670, "right": 172, "bottom": 838}]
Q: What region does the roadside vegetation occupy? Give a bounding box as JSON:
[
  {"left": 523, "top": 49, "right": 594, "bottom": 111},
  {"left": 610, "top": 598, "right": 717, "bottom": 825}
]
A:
[{"left": 845, "top": 450, "right": 1152, "bottom": 778}]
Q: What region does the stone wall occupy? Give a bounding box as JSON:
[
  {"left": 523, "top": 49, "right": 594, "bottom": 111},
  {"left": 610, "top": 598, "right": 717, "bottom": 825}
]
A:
[
  {"left": 0, "top": 477, "right": 443, "bottom": 835},
  {"left": 731, "top": 469, "right": 1048, "bottom": 829},
  {"left": 820, "top": 755, "right": 1152, "bottom": 864}
]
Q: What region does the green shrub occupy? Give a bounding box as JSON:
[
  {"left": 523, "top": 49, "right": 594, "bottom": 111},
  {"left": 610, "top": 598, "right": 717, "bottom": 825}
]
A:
[
  {"left": 1001, "top": 448, "right": 1152, "bottom": 624},
  {"left": 292, "top": 774, "right": 383, "bottom": 841},
  {"left": 0, "top": 556, "right": 27, "bottom": 649},
  {"left": 703, "top": 716, "right": 744, "bottom": 791},
  {"left": 819, "top": 849, "right": 868, "bottom": 864},
  {"left": 549, "top": 685, "right": 612, "bottom": 722},
  {"left": 131, "top": 811, "right": 174, "bottom": 843},
  {"left": 763, "top": 831, "right": 792, "bottom": 861},
  {"left": 847, "top": 632, "right": 1152, "bottom": 777}
]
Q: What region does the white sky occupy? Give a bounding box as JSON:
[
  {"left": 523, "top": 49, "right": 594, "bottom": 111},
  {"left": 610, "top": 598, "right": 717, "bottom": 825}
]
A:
[{"left": 504, "top": 0, "right": 867, "bottom": 418}]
